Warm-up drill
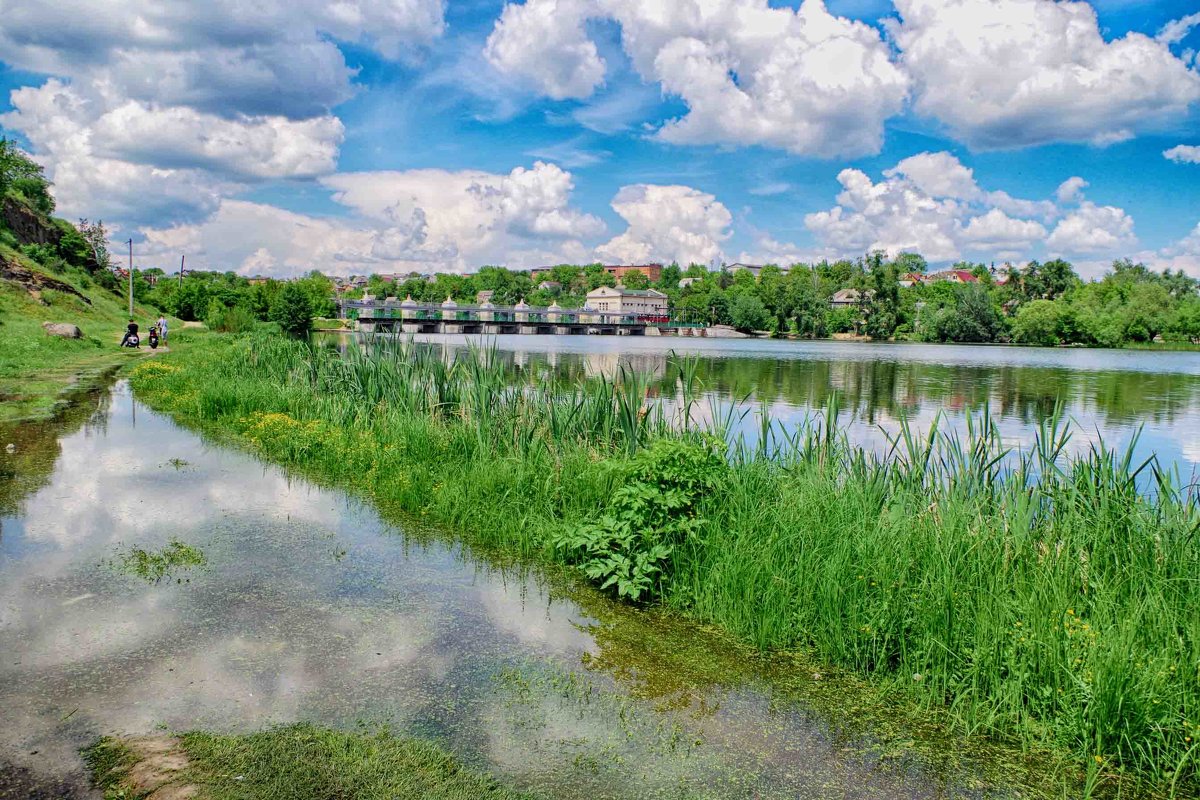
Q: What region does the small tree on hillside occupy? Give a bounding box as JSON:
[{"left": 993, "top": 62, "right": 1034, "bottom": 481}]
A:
[
  {"left": 270, "top": 282, "right": 314, "bottom": 338},
  {"left": 0, "top": 138, "right": 54, "bottom": 214},
  {"left": 76, "top": 219, "right": 111, "bottom": 271}
]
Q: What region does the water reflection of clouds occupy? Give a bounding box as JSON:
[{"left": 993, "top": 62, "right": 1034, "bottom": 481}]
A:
[
  {"left": 0, "top": 383, "right": 1081, "bottom": 798},
  {"left": 19, "top": 390, "right": 344, "bottom": 550}
]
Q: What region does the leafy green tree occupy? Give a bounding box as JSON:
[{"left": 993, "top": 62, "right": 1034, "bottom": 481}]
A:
[
  {"left": 893, "top": 252, "right": 928, "bottom": 275},
  {"left": 866, "top": 252, "right": 900, "bottom": 339},
  {"left": 0, "top": 138, "right": 49, "bottom": 200},
  {"left": 295, "top": 271, "right": 337, "bottom": 317},
  {"left": 1011, "top": 299, "right": 1064, "bottom": 346},
  {"left": 927, "top": 284, "right": 1005, "bottom": 343},
  {"left": 621, "top": 270, "right": 650, "bottom": 290},
  {"left": 1165, "top": 296, "right": 1200, "bottom": 342},
  {"left": 657, "top": 263, "right": 681, "bottom": 291},
  {"left": 270, "top": 282, "right": 314, "bottom": 338},
  {"left": 171, "top": 280, "right": 211, "bottom": 321},
  {"left": 827, "top": 307, "right": 857, "bottom": 334},
  {"left": 729, "top": 293, "right": 770, "bottom": 332},
  {"left": 583, "top": 263, "right": 616, "bottom": 290}
]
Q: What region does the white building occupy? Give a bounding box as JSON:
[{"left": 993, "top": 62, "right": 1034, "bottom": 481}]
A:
[
  {"left": 585, "top": 285, "right": 668, "bottom": 315},
  {"left": 728, "top": 262, "right": 790, "bottom": 278}
]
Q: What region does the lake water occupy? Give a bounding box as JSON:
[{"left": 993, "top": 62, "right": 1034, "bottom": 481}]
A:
[
  {"left": 0, "top": 380, "right": 1046, "bottom": 799},
  {"left": 387, "top": 335, "right": 1200, "bottom": 474}
]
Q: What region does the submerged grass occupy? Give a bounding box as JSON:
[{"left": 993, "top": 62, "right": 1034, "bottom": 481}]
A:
[
  {"left": 85, "top": 725, "right": 535, "bottom": 800},
  {"left": 111, "top": 538, "right": 207, "bottom": 583},
  {"left": 129, "top": 333, "right": 1200, "bottom": 796}
]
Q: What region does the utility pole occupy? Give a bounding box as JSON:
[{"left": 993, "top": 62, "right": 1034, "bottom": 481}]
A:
[
  {"left": 179, "top": 254, "right": 185, "bottom": 289},
  {"left": 127, "top": 239, "right": 134, "bottom": 318}
]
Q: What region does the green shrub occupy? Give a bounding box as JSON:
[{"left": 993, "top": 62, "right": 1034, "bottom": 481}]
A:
[
  {"left": 552, "top": 437, "right": 725, "bottom": 601},
  {"left": 269, "top": 282, "right": 314, "bottom": 338},
  {"left": 205, "top": 300, "right": 257, "bottom": 333}
]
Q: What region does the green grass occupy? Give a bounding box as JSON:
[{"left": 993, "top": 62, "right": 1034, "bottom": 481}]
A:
[
  {"left": 81, "top": 737, "right": 140, "bottom": 798},
  {"left": 129, "top": 333, "right": 1200, "bottom": 797},
  {"left": 0, "top": 244, "right": 168, "bottom": 421},
  {"left": 110, "top": 538, "right": 207, "bottom": 583},
  {"left": 85, "top": 724, "right": 535, "bottom": 800}
]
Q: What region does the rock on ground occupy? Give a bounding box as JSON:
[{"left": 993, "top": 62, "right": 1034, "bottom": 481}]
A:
[{"left": 41, "top": 322, "right": 83, "bottom": 338}]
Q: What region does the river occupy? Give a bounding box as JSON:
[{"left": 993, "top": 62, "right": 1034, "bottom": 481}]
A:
[
  {"left": 376, "top": 335, "right": 1200, "bottom": 474},
  {"left": 0, "top": 378, "right": 1052, "bottom": 799}
]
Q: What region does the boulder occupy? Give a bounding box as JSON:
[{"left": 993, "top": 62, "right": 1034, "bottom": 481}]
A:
[{"left": 42, "top": 322, "right": 83, "bottom": 339}]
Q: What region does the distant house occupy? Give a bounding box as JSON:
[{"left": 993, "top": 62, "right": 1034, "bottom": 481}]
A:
[
  {"left": 728, "top": 262, "right": 790, "bottom": 278},
  {"left": 678, "top": 277, "right": 701, "bottom": 289},
  {"left": 585, "top": 285, "right": 668, "bottom": 315},
  {"left": 475, "top": 290, "right": 495, "bottom": 304},
  {"left": 604, "top": 264, "right": 662, "bottom": 283},
  {"left": 927, "top": 269, "right": 978, "bottom": 284},
  {"left": 830, "top": 288, "right": 867, "bottom": 309},
  {"left": 246, "top": 275, "right": 270, "bottom": 286},
  {"left": 898, "top": 272, "right": 924, "bottom": 288},
  {"left": 537, "top": 280, "right": 562, "bottom": 292}
]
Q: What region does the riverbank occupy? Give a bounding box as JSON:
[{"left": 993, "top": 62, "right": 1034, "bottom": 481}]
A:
[
  {"left": 127, "top": 332, "right": 1199, "bottom": 797},
  {"left": 0, "top": 250, "right": 167, "bottom": 422}
]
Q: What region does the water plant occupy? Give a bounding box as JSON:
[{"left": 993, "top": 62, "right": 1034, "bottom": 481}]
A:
[
  {"left": 113, "top": 539, "right": 207, "bottom": 584},
  {"left": 128, "top": 333, "right": 1200, "bottom": 795}
]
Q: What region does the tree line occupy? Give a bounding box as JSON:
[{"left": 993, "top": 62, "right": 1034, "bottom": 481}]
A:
[{"left": 348, "top": 254, "right": 1200, "bottom": 346}]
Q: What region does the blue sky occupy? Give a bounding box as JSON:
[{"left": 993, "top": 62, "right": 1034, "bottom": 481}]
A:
[{"left": 1, "top": 0, "right": 1198, "bottom": 278}]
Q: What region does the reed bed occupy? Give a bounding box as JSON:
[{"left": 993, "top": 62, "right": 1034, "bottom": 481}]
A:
[{"left": 130, "top": 333, "right": 1200, "bottom": 795}]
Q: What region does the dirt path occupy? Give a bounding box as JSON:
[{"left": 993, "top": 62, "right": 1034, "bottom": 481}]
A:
[{"left": 92, "top": 736, "right": 198, "bottom": 800}]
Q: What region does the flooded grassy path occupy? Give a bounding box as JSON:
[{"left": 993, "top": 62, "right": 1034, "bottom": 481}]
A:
[{"left": 2, "top": 381, "right": 1057, "bottom": 798}]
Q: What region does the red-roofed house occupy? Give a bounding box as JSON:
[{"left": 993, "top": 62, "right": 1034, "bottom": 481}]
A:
[{"left": 927, "top": 269, "right": 978, "bottom": 284}]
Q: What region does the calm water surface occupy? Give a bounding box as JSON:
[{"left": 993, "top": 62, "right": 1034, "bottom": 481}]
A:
[
  {"left": 0, "top": 381, "right": 1041, "bottom": 799},
  {"left": 393, "top": 335, "right": 1200, "bottom": 472}
]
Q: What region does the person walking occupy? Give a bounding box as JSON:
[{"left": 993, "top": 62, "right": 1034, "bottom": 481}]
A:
[{"left": 157, "top": 314, "right": 168, "bottom": 346}]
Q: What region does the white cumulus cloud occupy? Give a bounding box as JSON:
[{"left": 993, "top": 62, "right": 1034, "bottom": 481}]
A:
[
  {"left": 595, "top": 184, "right": 732, "bottom": 266},
  {"left": 484, "top": 0, "right": 605, "bottom": 100},
  {"left": 888, "top": 0, "right": 1200, "bottom": 149},
  {"left": 804, "top": 151, "right": 1129, "bottom": 262},
  {"left": 485, "top": 0, "right": 909, "bottom": 157},
  {"left": 0, "top": 0, "right": 446, "bottom": 229},
  {"left": 322, "top": 161, "right": 605, "bottom": 271},
  {"left": 1164, "top": 144, "right": 1200, "bottom": 164},
  {"left": 1047, "top": 202, "right": 1136, "bottom": 254}
]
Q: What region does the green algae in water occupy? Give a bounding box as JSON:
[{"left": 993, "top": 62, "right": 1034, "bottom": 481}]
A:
[{"left": 111, "top": 539, "right": 207, "bottom": 584}]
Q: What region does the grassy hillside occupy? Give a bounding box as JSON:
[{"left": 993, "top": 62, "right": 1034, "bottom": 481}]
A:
[{"left": 0, "top": 242, "right": 163, "bottom": 421}]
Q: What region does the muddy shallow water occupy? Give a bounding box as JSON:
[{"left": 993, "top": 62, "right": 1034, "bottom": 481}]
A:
[{"left": 1, "top": 381, "right": 1041, "bottom": 798}]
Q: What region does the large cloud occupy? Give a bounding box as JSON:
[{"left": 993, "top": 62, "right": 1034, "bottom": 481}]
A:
[
  {"left": 1, "top": 81, "right": 342, "bottom": 223},
  {"left": 888, "top": 0, "right": 1200, "bottom": 149},
  {"left": 0, "top": 1, "right": 445, "bottom": 107},
  {"left": 1047, "top": 202, "right": 1136, "bottom": 254},
  {"left": 0, "top": 0, "right": 445, "bottom": 228},
  {"left": 485, "top": 0, "right": 909, "bottom": 158},
  {"left": 322, "top": 161, "right": 605, "bottom": 270},
  {"left": 139, "top": 169, "right": 736, "bottom": 275},
  {"left": 803, "top": 151, "right": 1132, "bottom": 262},
  {"left": 484, "top": 0, "right": 605, "bottom": 101},
  {"left": 595, "top": 184, "right": 732, "bottom": 266},
  {"left": 138, "top": 161, "right": 609, "bottom": 276}
]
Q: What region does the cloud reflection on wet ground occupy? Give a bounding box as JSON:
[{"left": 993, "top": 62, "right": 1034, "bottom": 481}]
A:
[{"left": 2, "top": 382, "right": 1029, "bottom": 799}]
